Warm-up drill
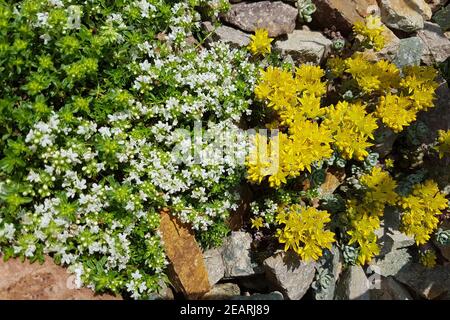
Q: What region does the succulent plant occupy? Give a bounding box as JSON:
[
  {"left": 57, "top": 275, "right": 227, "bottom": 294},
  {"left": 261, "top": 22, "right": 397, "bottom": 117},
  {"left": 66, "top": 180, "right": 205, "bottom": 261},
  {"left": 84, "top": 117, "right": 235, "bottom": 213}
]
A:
[
  {"left": 297, "top": 0, "right": 317, "bottom": 23},
  {"left": 436, "top": 228, "right": 450, "bottom": 245}
]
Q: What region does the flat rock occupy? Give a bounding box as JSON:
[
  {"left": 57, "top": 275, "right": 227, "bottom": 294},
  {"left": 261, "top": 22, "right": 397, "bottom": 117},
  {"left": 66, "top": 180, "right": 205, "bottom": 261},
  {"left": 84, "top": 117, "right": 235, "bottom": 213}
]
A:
[
  {"left": 203, "top": 248, "right": 225, "bottom": 286},
  {"left": 221, "top": 1, "right": 298, "bottom": 37},
  {"left": 159, "top": 211, "right": 210, "bottom": 299},
  {"left": 417, "top": 22, "right": 450, "bottom": 65},
  {"left": 274, "top": 30, "right": 332, "bottom": 64},
  {"left": 394, "top": 263, "right": 450, "bottom": 299},
  {"left": 222, "top": 231, "right": 256, "bottom": 277},
  {"left": 433, "top": 5, "right": 450, "bottom": 31},
  {"left": 393, "top": 37, "right": 424, "bottom": 69},
  {"left": 374, "top": 248, "right": 413, "bottom": 277},
  {"left": 263, "top": 251, "right": 316, "bottom": 300},
  {"left": 335, "top": 265, "right": 370, "bottom": 300},
  {"left": 202, "top": 283, "right": 241, "bottom": 300},
  {"left": 0, "top": 256, "right": 120, "bottom": 300},
  {"left": 379, "top": 0, "right": 426, "bottom": 32},
  {"left": 370, "top": 276, "right": 413, "bottom": 300},
  {"left": 202, "top": 21, "right": 250, "bottom": 48},
  {"left": 312, "top": 0, "right": 379, "bottom": 34}
]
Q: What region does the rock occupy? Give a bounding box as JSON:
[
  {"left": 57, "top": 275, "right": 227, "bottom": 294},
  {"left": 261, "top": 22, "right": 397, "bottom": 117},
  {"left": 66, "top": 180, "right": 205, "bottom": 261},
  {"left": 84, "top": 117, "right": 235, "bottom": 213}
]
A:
[
  {"left": 263, "top": 251, "right": 316, "bottom": 300},
  {"left": 393, "top": 37, "right": 424, "bottom": 69},
  {"left": 433, "top": 5, "right": 450, "bottom": 31},
  {"left": 374, "top": 248, "right": 413, "bottom": 277},
  {"left": 370, "top": 276, "right": 413, "bottom": 300},
  {"left": 426, "top": 0, "right": 448, "bottom": 13},
  {"left": 202, "top": 21, "right": 250, "bottom": 48},
  {"left": 274, "top": 30, "right": 332, "bottom": 64},
  {"left": 159, "top": 210, "right": 210, "bottom": 299},
  {"left": 417, "top": 22, "right": 450, "bottom": 65},
  {"left": 203, "top": 248, "right": 225, "bottom": 286},
  {"left": 222, "top": 231, "right": 256, "bottom": 277},
  {"left": 335, "top": 265, "right": 370, "bottom": 300},
  {"left": 379, "top": 0, "right": 425, "bottom": 32},
  {"left": 202, "top": 283, "right": 241, "bottom": 300},
  {"left": 231, "top": 291, "right": 284, "bottom": 300},
  {"left": 221, "top": 1, "right": 298, "bottom": 37},
  {"left": 372, "top": 125, "right": 398, "bottom": 158},
  {"left": 312, "top": 246, "right": 343, "bottom": 300},
  {"left": 237, "top": 274, "right": 271, "bottom": 292},
  {"left": 0, "top": 256, "right": 120, "bottom": 300},
  {"left": 312, "top": 0, "right": 379, "bottom": 34},
  {"left": 394, "top": 263, "right": 450, "bottom": 299},
  {"left": 319, "top": 169, "right": 346, "bottom": 198},
  {"left": 148, "top": 282, "right": 175, "bottom": 300}
]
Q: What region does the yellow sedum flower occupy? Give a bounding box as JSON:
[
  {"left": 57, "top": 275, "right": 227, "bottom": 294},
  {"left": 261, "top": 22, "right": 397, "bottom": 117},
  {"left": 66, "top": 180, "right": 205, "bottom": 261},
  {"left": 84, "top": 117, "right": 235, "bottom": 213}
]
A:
[
  {"left": 248, "top": 29, "right": 273, "bottom": 56},
  {"left": 361, "top": 167, "right": 398, "bottom": 207},
  {"left": 353, "top": 15, "right": 386, "bottom": 51},
  {"left": 376, "top": 94, "right": 416, "bottom": 133},
  {"left": 385, "top": 158, "right": 394, "bottom": 169},
  {"left": 400, "top": 180, "right": 448, "bottom": 245},
  {"left": 251, "top": 217, "right": 264, "bottom": 230},
  {"left": 276, "top": 205, "right": 335, "bottom": 262},
  {"left": 435, "top": 129, "right": 450, "bottom": 159},
  {"left": 419, "top": 250, "right": 437, "bottom": 268}
]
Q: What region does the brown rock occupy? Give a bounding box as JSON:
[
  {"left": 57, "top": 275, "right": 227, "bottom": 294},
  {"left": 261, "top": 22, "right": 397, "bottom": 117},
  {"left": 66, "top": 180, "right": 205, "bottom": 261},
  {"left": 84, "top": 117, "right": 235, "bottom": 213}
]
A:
[
  {"left": 202, "top": 283, "right": 241, "bottom": 300},
  {"left": 221, "top": 1, "right": 298, "bottom": 37},
  {"left": 319, "top": 169, "right": 346, "bottom": 197},
  {"left": 379, "top": 0, "right": 427, "bottom": 32},
  {"left": 159, "top": 210, "right": 210, "bottom": 299},
  {"left": 0, "top": 257, "right": 120, "bottom": 300},
  {"left": 312, "top": 0, "right": 379, "bottom": 34}
]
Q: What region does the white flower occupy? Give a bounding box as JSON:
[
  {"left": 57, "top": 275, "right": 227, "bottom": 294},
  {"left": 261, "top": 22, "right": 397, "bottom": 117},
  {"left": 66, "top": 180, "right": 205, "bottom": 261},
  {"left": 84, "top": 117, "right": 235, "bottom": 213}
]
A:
[{"left": 27, "top": 170, "right": 41, "bottom": 183}]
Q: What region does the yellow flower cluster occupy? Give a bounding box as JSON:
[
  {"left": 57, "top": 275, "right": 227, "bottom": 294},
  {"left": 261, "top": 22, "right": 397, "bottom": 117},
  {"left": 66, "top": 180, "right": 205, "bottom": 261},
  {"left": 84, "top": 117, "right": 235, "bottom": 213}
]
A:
[
  {"left": 419, "top": 250, "right": 437, "bottom": 268},
  {"left": 435, "top": 129, "right": 450, "bottom": 159},
  {"left": 276, "top": 205, "right": 335, "bottom": 261},
  {"left": 400, "top": 180, "right": 448, "bottom": 245},
  {"left": 248, "top": 29, "right": 273, "bottom": 56},
  {"left": 346, "top": 167, "right": 398, "bottom": 265},
  {"left": 323, "top": 101, "right": 378, "bottom": 161},
  {"left": 353, "top": 15, "right": 386, "bottom": 51}
]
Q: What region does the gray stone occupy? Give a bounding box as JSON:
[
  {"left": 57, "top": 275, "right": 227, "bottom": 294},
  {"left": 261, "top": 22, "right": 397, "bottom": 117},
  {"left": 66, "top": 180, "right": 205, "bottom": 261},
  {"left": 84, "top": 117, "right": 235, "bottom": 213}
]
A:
[
  {"left": 202, "top": 21, "right": 250, "bottom": 48},
  {"left": 312, "top": 246, "right": 342, "bottom": 300},
  {"left": 425, "top": 0, "right": 448, "bottom": 13},
  {"left": 222, "top": 231, "right": 255, "bottom": 277},
  {"left": 148, "top": 282, "right": 175, "bottom": 300},
  {"left": 370, "top": 276, "right": 413, "bottom": 300},
  {"left": 433, "top": 5, "right": 450, "bottom": 31},
  {"left": 221, "top": 1, "right": 298, "bottom": 37},
  {"left": 393, "top": 37, "right": 424, "bottom": 69},
  {"left": 394, "top": 263, "right": 450, "bottom": 299},
  {"left": 372, "top": 125, "right": 398, "bottom": 158},
  {"left": 231, "top": 291, "right": 284, "bottom": 300},
  {"left": 263, "top": 251, "right": 316, "bottom": 300},
  {"left": 379, "top": 0, "right": 425, "bottom": 32},
  {"left": 274, "top": 30, "right": 333, "bottom": 64},
  {"left": 203, "top": 283, "right": 241, "bottom": 300},
  {"left": 418, "top": 22, "right": 450, "bottom": 65},
  {"left": 374, "top": 248, "right": 413, "bottom": 277},
  {"left": 203, "top": 248, "right": 225, "bottom": 286},
  {"left": 335, "top": 265, "right": 370, "bottom": 300}
]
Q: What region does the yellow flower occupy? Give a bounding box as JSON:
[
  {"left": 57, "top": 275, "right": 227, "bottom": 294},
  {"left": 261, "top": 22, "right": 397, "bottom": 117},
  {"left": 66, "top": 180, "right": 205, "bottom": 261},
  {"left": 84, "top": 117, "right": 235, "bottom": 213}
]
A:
[
  {"left": 276, "top": 205, "right": 335, "bottom": 262},
  {"left": 251, "top": 217, "right": 264, "bottom": 230},
  {"left": 384, "top": 158, "right": 394, "bottom": 169},
  {"left": 248, "top": 29, "right": 273, "bottom": 56},
  {"left": 376, "top": 94, "right": 417, "bottom": 133},
  {"left": 419, "top": 250, "right": 437, "bottom": 268},
  {"left": 435, "top": 129, "right": 450, "bottom": 159},
  {"left": 360, "top": 167, "right": 398, "bottom": 207},
  {"left": 353, "top": 15, "right": 386, "bottom": 51}
]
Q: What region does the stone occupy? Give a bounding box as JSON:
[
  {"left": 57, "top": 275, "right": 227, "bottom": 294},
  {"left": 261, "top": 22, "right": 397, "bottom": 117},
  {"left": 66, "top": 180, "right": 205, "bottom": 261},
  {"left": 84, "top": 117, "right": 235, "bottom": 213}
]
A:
[
  {"left": 221, "top": 1, "right": 298, "bottom": 37},
  {"left": 312, "top": 0, "right": 379, "bottom": 34},
  {"left": 374, "top": 248, "right": 413, "bottom": 277},
  {"left": 202, "top": 21, "right": 250, "bottom": 48},
  {"left": 159, "top": 210, "right": 210, "bottom": 299},
  {"left": 222, "top": 231, "right": 256, "bottom": 277},
  {"left": 433, "top": 5, "right": 450, "bottom": 31},
  {"left": 417, "top": 22, "right": 450, "bottom": 65},
  {"left": 274, "top": 30, "right": 332, "bottom": 64},
  {"left": 425, "top": 0, "right": 448, "bottom": 13},
  {"left": 263, "top": 251, "right": 316, "bottom": 300},
  {"left": 319, "top": 169, "right": 346, "bottom": 198},
  {"left": 231, "top": 291, "right": 284, "bottom": 300},
  {"left": 203, "top": 248, "right": 225, "bottom": 286},
  {"left": 393, "top": 37, "right": 424, "bottom": 69},
  {"left": 370, "top": 276, "right": 413, "bottom": 300},
  {"left": 202, "top": 283, "right": 241, "bottom": 300},
  {"left": 335, "top": 265, "right": 370, "bottom": 300},
  {"left": 372, "top": 125, "right": 398, "bottom": 158},
  {"left": 148, "top": 282, "right": 175, "bottom": 300},
  {"left": 394, "top": 263, "right": 450, "bottom": 299},
  {"left": 379, "top": 0, "right": 425, "bottom": 32},
  {"left": 312, "top": 246, "right": 343, "bottom": 300},
  {"left": 0, "top": 256, "right": 120, "bottom": 300}
]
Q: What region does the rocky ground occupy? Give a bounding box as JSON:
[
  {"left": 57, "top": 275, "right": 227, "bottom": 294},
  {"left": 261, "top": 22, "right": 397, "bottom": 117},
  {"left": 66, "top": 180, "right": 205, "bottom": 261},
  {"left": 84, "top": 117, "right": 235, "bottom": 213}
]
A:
[{"left": 0, "top": 0, "right": 449, "bottom": 300}]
